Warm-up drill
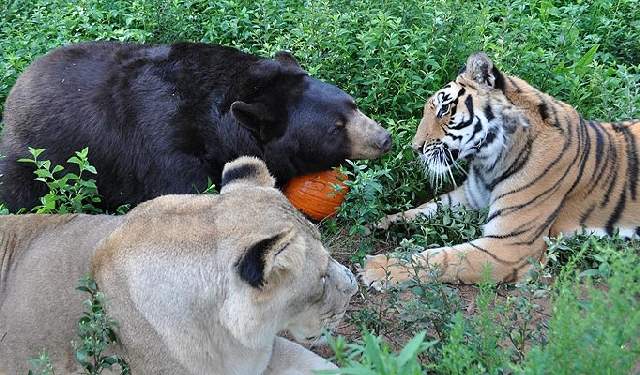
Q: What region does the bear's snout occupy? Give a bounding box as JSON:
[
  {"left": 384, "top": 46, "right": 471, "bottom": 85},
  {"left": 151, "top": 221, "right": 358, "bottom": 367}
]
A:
[
  {"left": 345, "top": 110, "right": 392, "bottom": 160},
  {"left": 375, "top": 131, "right": 392, "bottom": 153}
]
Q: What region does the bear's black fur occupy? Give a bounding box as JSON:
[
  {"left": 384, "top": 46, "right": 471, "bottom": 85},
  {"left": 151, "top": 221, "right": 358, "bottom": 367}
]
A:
[{"left": 0, "top": 42, "right": 390, "bottom": 211}]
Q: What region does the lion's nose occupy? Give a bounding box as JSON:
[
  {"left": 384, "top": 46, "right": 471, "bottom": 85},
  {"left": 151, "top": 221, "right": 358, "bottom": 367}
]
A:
[{"left": 342, "top": 266, "right": 358, "bottom": 296}]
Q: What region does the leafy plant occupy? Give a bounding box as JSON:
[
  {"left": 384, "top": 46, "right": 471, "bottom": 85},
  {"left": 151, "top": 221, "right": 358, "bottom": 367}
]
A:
[
  {"left": 18, "top": 147, "right": 101, "bottom": 214},
  {"left": 321, "top": 331, "right": 434, "bottom": 375},
  {"left": 27, "top": 351, "right": 55, "bottom": 375},
  {"left": 27, "top": 276, "right": 129, "bottom": 375},
  {"left": 73, "top": 275, "right": 130, "bottom": 375},
  {"left": 523, "top": 241, "right": 640, "bottom": 374},
  {"left": 386, "top": 204, "right": 487, "bottom": 252},
  {"left": 397, "top": 265, "right": 462, "bottom": 342},
  {"left": 199, "top": 178, "right": 217, "bottom": 194}
]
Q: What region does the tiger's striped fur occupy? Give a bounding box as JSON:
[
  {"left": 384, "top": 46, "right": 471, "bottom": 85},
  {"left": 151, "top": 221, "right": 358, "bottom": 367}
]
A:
[{"left": 361, "top": 52, "right": 640, "bottom": 287}]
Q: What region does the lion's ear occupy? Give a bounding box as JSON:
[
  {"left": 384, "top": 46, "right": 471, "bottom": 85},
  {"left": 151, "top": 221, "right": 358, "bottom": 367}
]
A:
[
  {"left": 461, "top": 52, "right": 499, "bottom": 90},
  {"left": 236, "top": 226, "right": 301, "bottom": 288},
  {"left": 220, "top": 156, "right": 275, "bottom": 193}
]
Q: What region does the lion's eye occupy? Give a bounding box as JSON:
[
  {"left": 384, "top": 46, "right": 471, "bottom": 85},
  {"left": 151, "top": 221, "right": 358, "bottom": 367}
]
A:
[{"left": 321, "top": 272, "right": 329, "bottom": 284}]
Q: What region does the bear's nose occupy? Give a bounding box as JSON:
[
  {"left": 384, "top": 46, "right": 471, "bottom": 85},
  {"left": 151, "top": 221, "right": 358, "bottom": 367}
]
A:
[{"left": 376, "top": 132, "right": 392, "bottom": 152}]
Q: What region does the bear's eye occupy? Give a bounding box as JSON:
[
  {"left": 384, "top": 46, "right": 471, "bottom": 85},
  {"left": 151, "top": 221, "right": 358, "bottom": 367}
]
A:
[{"left": 329, "top": 120, "right": 345, "bottom": 135}]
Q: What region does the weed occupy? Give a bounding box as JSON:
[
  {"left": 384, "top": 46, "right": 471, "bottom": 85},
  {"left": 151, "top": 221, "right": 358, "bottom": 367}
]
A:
[
  {"left": 523, "top": 242, "right": 640, "bottom": 374},
  {"left": 27, "top": 276, "right": 129, "bottom": 375},
  {"left": 27, "top": 351, "right": 55, "bottom": 375},
  {"left": 322, "top": 331, "right": 434, "bottom": 375},
  {"left": 18, "top": 147, "right": 101, "bottom": 214},
  {"left": 73, "top": 275, "right": 130, "bottom": 375}
]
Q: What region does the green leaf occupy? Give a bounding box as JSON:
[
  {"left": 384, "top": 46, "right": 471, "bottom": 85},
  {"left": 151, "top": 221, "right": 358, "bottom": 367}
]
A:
[
  {"left": 573, "top": 44, "right": 599, "bottom": 76},
  {"left": 100, "top": 355, "right": 120, "bottom": 367},
  {"left": 17, "top": 158, "right": 36, "bottom": 164},
  {"left": 64, "top": 173, "right": 80, "bottom": 180},
  {"left": 29, "top": 148, "right": 45, "bottom": 158},
  {"left": 75, "top": 349, "right": 90, "bottom": 366},
  {"left": 396, "top": 331, "right": 426, "bottom": 367},
  {"left": 328, "top": 367, "right": 378, "bottom": 375},
  {"left": 362, "top": 333, "right": 385, "bottom": 372},
  {"left": 52, "top": 164, "right": 64, "bottom": 174},
  {"left": 67, "top": 156, "right": 82, "bottom": 165}
]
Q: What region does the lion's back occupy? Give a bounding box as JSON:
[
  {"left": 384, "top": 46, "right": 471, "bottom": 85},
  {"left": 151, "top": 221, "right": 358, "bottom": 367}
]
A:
[{"left": 0, "top": 214, "right": 122, "bottom": 374}]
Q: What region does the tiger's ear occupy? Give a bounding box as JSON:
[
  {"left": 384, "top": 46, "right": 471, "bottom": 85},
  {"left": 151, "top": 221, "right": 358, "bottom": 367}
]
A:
[
  {"left": 236, "top": 226, "right": 302, "bottom": 288},
  {"left": 461, "top": 52, "right": 499, "bottom": 90}
]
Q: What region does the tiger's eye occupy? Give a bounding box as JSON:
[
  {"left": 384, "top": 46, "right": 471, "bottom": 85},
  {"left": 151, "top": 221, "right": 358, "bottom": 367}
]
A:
[{"left": 437, "top": 103, "right": 450, "bottom": 118}]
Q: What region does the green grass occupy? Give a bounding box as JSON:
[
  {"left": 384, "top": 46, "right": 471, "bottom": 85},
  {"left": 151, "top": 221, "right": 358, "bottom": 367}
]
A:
[
  {"left": 328, "top": 236, "right": 640, "bottom": 374},
  {"left": 1, "top": 0, "right": 639, "bottom": 373}
]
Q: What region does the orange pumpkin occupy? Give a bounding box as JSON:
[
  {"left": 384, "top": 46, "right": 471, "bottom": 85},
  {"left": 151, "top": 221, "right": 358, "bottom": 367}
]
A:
[{"left": 284, "top": 169, "right": 349, "bottom": 221}]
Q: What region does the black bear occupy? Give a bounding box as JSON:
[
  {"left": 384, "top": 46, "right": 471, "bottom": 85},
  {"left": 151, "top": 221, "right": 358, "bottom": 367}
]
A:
[{"left": 0, "top": 42, "right": 391, "bottom": 211}]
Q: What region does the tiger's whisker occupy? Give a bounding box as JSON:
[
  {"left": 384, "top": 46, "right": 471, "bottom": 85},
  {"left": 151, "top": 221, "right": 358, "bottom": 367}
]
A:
[{"left": 444, "top": 148, "right": 460, "bottom": 187}]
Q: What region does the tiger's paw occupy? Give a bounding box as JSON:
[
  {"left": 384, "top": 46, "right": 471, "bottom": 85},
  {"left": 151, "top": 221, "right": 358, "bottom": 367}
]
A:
[
  {"left": 376, "top": 213, "right": 404, "bottom": 230},
  {"left": 363, "top": 213, "right": 407, "bottom": 236},
  {"left": 359, "top": 254, "right": 409, "bottom": 291}
]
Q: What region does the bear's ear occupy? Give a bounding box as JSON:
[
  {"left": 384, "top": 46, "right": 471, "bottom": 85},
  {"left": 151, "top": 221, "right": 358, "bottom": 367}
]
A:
[
  {"left": 236, "top": 226, "right": 302, "bottom": 288},
  {"left": 220, "top": 156, "right": 275, "bottom": 193},
  {"left": 461, "top": 52, "right": 499, "bottom": 90},
  {"left": 230, "top": 101, "right": 277, "bottom": 142},
  {"left": 275, "top": 51, "right": 301, "bottom": 68}
]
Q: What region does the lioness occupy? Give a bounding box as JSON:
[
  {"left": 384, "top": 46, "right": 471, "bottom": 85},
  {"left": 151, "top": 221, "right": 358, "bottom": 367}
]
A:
[{"left": 0, "top": 157, "right": 357, "bottom": 374}]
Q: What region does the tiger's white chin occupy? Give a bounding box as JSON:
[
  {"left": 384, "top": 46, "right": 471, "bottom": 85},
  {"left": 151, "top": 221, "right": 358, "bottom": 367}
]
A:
[
  {"left": 426, "top": 162, "right": 451, "bottom": 176},
  {"left": 418, "top": 153, "right": 451, "bottom": 176}
]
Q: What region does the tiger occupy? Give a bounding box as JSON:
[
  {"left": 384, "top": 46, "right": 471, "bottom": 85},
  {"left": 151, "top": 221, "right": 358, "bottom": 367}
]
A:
[{"left": 360, "top": 52, "right": 640, "bottom": 288}]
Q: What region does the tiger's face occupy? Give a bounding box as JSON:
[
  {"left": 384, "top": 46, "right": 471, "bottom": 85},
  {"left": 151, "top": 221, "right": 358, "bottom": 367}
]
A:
[{"left": 412, "top": 53, "right": 515, "bottom": 177}]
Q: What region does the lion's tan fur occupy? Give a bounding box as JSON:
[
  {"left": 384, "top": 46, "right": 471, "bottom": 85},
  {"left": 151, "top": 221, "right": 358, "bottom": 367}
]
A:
[{"left": 1, "top": 157, "right": 356, "bottom": 374}]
